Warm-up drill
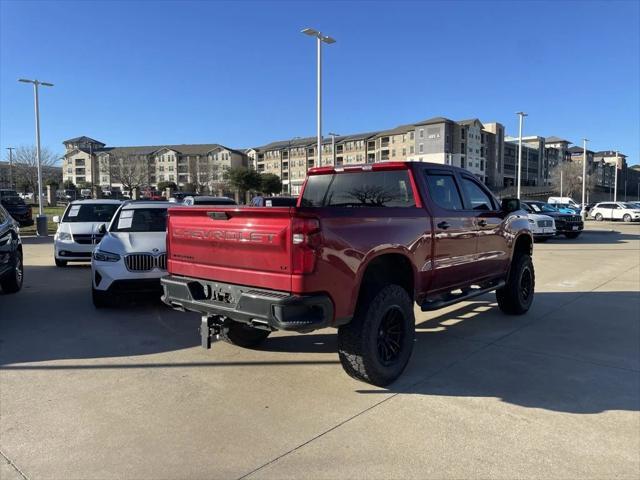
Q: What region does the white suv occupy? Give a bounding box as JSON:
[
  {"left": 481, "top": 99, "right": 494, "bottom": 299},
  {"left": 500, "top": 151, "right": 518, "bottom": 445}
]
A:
[
  {"left": 590, "top": 202, "right": 640, "bottom": 222},
  {"left": 91, "top": 201, "right": 176, "bottom": 307},
  {"left": 53, "top": 200, "right": 122, "bottom": 267}
]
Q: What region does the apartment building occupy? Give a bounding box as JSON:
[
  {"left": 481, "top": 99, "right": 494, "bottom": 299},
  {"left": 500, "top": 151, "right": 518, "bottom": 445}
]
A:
[
  {"left": 483, "top": 122, "right": 505, "bottom": 188},
  {"left": 410, "top": 117, "right": 505, "bottom": 187},
  {"left": 503, "top": 140, "right": 542, "bottom": 187},
  {"left": 63, "top": 136, "right": 247, "bottom": 192}
]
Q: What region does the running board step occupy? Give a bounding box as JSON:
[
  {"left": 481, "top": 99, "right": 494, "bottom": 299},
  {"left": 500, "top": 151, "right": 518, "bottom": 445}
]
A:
[{"left": 420, "top": 280, "right": 505, "bottom": 312}]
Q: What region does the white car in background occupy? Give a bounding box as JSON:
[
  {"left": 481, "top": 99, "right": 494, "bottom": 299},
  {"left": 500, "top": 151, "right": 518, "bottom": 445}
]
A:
[
  {"left": 53, "top": 200, "right": 122, "bottom": 267},
  {"left": 590, "top": 202, "right": 640, "bottom": 222},
  {"left": 521, "top": 202, "right": 556, "bottom": 242},
  {"left": 91, "top": 201, "right": 176, "bottom": 307}
]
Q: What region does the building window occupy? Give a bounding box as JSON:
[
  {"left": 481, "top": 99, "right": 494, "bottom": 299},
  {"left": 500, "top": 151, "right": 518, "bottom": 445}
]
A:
[
  {"left": 419, "top": 144, "right": 424, "bottom": 153},
  {"left": 419, "top": 129, "right": 424, "bottom": 138},
  {"left": 410, "top": 131, "right": 414, "bottom": 140},
  {"left": 410, "top": 146, "right": 414, "bottom": 154}
]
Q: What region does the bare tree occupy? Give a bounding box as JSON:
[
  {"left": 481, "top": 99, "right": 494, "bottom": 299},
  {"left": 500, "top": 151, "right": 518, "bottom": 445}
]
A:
[
  {"left": 101, "top": 152, "right": 150, "bottom": 192},
  {"left": 549, "top": 161, "right": 597, "bottom": 198},
  {"left": 12, "top": 145, "right": 60, "bottom": 193}
]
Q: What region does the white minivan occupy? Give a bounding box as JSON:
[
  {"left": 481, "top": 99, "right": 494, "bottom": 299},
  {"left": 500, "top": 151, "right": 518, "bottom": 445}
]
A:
[
  {"left": 548, "top": 196, "right": 580, "bottom": 212},
  {"left": 53, "top": 200, "right": 122, "bottom": 267}
]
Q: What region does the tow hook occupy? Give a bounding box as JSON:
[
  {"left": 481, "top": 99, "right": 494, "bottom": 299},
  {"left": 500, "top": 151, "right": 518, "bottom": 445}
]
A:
[{"left": 200, "top": 315, "right": 225, "bottom": 349}]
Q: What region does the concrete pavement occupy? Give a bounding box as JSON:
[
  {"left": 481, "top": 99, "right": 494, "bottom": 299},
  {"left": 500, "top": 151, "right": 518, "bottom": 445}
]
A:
[{"left": 1, "top": 224, "right": 639, "bottom": 479}]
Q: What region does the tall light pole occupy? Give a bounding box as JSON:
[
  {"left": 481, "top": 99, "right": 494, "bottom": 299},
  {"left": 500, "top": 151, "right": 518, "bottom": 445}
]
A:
[
  {"left": 613, "top": 151, "right": 619, "bottom": 203},
  {"left": 328, "top": 132, "right": 339, "bottom": 166},
  {"left": 19, "top": 78, "right": 54, "bottom": 235},
  {"left": 516, "top": 112, "right": 527, "bottom": 199},
  {"left": 6, "top": 147, "right": 15, "bottom": 189},
  {"left": 581, "top": 138, "right": 588, "bottom": 220},
  {"left": 301, "top": 28, "right": 335, "bottom": 169}
]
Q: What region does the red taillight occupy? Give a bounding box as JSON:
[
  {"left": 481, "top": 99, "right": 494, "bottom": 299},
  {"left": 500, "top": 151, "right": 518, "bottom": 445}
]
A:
[{"left": 291, "top": 216, "right": 321, "bottom": 275}]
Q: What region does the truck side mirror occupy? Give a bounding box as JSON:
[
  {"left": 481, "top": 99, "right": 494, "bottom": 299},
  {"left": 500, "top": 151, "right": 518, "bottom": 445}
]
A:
[
  {"left": 98, "top": 223, "right": 107, "bottom": 234},
  {"left": 501, "top": 198, "right": 521, "bottom": 213},
  {"left": 52, "top": 215, "right": 60, "bottom": 223}
]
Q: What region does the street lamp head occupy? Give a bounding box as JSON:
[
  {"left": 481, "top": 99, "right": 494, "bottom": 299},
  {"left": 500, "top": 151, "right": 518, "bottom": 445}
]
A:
[
  {"left": 18, "top": 78, "right": 33, "bottom": 84},
  {"left": 328, "top": 132, "right": 340, "bottom": 136},
  {"left": 41, "top": 82, "right": 54, "bottom": 87},
  {"left": 301, "top": 27, "right": 336, "bottom": 44},
  {"left": 516, "top": 111, "right": 528, "bottom": 117}
]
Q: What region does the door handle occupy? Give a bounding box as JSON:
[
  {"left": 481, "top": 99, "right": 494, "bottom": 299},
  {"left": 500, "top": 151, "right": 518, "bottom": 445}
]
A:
[
  {"left": 478, "top": 219, "right": 487, "bottom": 227},
  {"left": 437, "top": 221, "right": 450, "bottom": 230}
]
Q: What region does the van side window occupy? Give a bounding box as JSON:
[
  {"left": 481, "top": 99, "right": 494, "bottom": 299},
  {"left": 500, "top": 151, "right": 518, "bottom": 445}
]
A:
[{"left": 425, "top": 173, "right": 463, "bottom": 210}]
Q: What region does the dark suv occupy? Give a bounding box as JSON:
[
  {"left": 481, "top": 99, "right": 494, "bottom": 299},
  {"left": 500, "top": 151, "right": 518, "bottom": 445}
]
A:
[
  {"left": 0, "top": 204, "right": 23, "bottom": 293},
  {"left": 0, "top": 190, "right": 33, "bottom": 227},
  {"left": 523, "top": 201, "right": 583, "bottom": 238}
]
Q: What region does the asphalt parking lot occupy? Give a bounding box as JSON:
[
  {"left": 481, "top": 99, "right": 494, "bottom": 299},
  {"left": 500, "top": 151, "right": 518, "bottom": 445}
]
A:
[{"left": 1, "top": 223, "right": 639, "bottom": 479}]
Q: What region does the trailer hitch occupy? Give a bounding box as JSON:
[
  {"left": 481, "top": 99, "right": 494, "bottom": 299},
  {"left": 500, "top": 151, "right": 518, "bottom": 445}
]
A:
[{"left": 200, "top": 315, "right": 225, "bottom": 349}]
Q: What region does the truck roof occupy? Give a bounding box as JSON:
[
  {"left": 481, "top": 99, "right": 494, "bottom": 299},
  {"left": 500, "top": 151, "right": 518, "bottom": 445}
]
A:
[{"left": 307, "top": 161, "right": 468, "bottom": 176}]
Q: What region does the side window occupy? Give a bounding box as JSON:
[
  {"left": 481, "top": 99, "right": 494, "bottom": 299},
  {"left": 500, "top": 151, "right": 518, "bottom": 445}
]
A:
[
  {"left": 612, "top": 204, "right": 620, "bottom": 209},
  {"left": 0, "top": 207, "right": 6, "bottom": 224},
  {"left": 425, "top": 173, "right": 463, "bottom": 210},
  {"left": 460, "top": 177, "right": 495, "bottom": 211}
]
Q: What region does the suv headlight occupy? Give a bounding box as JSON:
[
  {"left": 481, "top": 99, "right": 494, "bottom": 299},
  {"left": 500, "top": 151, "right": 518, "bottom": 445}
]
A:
[
  {"left": 57, "top": 232, "right": 72, "bottom": 241},
  {"left": 528, "top": 218, "right": 535, "bottom": 224},
  {"left": 93, "top": 250, "right": 121, "bottom": 262}
]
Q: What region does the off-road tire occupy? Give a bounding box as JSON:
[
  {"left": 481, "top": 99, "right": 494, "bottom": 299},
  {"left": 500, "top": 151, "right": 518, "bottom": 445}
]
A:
[
  {"left": 564, "top": 232, "right": 581, "bottom": 239},
  {"left": 1, "top": 249, "right": 23, "bottom": 294},
  {"left": 92, "top": 287, "right": 113, "bottom": 308},
  {"left": 496, "top": 254, "right": 535, "bottom": 315},
  {"left": 595, "top": 213, "right": 603, "bottom": 221},
  {"left": 337, "top": 284, "right": 415, "bottom": 387},
  {"left": 220, "top": 321, "right": 271, "bottom": 348},
  {"left": 55, "top": 258, "right": 67, "bottom": 267},
  {"left": 623, "top": 214, "right": 632, "bottom": 223}
]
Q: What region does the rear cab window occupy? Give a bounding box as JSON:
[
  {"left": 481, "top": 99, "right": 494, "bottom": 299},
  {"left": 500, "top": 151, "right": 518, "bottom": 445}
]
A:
[{"left": 301, "top": 170, "right": 416, "bottom": 208}]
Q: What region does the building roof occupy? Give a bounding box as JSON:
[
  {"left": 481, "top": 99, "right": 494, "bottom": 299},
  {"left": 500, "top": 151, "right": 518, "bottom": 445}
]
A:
[
  {"left": 594, "top": 150, "right": 627, "bottom": 157},
  {"left": 375, "top": 124, "right": 414, "bottom": 137},
  {"left": 94, "top": 143, "right": 241, "bottom": 157},
  {"left": 63, "top": 136, "right": 105, "bottom": 146},
  {"left": 545, "top": 136, "right": 572, "bottom": 145},
  {"left": 414, "top": 116, "right": 455, "bottom": 126},
  {"left": 567, "top": 146, "right": 595, "bottom": 154},
  {"left": 457, "top": 118, "right": 483, "bottom": 127}
]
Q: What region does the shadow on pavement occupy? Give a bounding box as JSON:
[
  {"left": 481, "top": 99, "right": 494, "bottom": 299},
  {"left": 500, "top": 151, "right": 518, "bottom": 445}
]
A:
[
  {"left": 546, "top": 229, "right": 640, "bottom": 245},
  {"left": 2, "top": 264, "right": 638, "bottom": 414}
]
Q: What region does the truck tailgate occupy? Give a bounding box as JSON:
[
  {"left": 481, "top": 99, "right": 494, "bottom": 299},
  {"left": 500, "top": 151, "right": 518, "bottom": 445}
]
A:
[{"left": 167, "top": 206, "right": 293, "bottom": 291}]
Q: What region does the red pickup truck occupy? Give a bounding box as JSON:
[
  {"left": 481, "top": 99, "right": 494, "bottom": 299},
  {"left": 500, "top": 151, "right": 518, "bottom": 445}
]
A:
[{"left": 161, "top": 162, "right": 534, "bottom": 386}]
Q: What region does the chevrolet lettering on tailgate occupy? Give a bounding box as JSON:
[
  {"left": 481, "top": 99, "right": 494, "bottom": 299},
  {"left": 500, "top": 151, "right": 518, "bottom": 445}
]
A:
[{"left": 172, "top": 228, "right": 277, "bottom": 244}]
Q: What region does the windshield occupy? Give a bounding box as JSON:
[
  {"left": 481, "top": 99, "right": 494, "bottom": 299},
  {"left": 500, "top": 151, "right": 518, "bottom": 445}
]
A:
[
  {"left": 0, "top": 196, "right": 25, "bottom": 206},
  {"left": 528, "top": 203, "right": 557, "bottom": 213},
  {"left": 110, "top": 207, "right": 167, "bottom": 232},
  {"left": 63, "top": 203, "right": 119, "bottom": 223},
  {"left": 623, "top": 203, "right": 639, "bottom": 209}
]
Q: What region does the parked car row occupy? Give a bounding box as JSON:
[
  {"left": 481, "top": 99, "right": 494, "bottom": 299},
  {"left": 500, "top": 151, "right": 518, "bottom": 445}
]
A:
[{"left": 520, "top": 200, "right": 584, "bottom": 240}]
